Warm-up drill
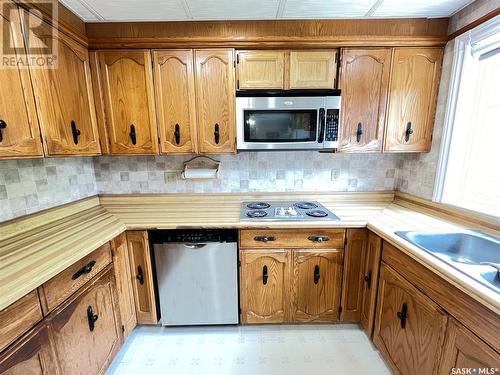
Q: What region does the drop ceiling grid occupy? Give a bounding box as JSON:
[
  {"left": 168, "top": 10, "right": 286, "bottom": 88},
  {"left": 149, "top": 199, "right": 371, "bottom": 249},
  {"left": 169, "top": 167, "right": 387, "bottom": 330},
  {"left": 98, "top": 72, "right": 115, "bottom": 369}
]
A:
[{"left": 59, "top": 0, "right": 472, "bottom": 22}]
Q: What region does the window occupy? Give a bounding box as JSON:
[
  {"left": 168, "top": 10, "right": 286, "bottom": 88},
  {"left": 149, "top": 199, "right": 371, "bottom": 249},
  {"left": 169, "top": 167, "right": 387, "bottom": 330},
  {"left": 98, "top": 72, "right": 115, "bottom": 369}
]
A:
[{"left": 435, "top": 15, "right": 500, "bottom": 217}]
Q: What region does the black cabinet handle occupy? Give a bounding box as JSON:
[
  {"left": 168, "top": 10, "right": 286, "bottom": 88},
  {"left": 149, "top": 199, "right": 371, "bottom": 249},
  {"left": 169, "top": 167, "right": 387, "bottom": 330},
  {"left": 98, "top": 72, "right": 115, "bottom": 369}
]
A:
[
  {"left": 318, "top": 108, "right": 325, "bottom": 143},
  {"left": 214, "top": 123, "right": 220, "bottom": 144},
  {"left": 254, "top": 236, "right": 276, "bottom": 243},
  {"left": 129, "top": 124, "right": 137, "bottom": 145},
  {"left": 0, "top": 120, "right": 6, "bottom": 142},
  {"left": 404, "top": 122, "right": 413, "bottom": 142},
  {"left": 314, "top": 265, "right": 320, "bottom": 284},
  {"left": 136, "top": 265, "right": 144, "bottom": 285},
  {"left": 174, "top": 123, "right": 180, "bottom": 145},
  {"left": 356, "top": 122, "right": 363, "bottom": 143},
  {"left": 87, "top": 305, "right": 98, "bottom": 332},
  {"left": 71, "top": 260, "right": 96, "bottom": 280},
  {"left": 71, "top": 120, "right": 80, "bottom": 145},
  {"left": 364, "top": 269, "right": 372, "bottom": 290},
  {"left": 262, "top": 265, "right": 268, "bottom": 285},
  {"left": 397, "top": 302, "right": 408, "bottom": 329},
  {"left": 308, "top": 235, "right": 330, "bottom": 243}
]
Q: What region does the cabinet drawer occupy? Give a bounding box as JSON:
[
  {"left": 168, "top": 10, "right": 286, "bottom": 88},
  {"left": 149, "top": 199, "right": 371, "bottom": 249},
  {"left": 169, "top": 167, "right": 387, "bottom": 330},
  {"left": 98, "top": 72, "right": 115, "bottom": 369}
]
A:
[
  {"left": 38, "top": 243, "right": 112, "bottom": 314},
  {"left": 0, "top": 290, "right": 43, "bottom": 352},
  {"left": 240, "top": 229, "right": 345, "bottom": 249}
]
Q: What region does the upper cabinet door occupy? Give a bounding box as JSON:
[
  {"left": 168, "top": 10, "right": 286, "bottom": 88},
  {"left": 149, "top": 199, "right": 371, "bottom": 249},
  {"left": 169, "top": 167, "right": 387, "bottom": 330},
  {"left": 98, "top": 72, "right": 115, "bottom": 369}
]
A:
[
  {"left": 339, "top": 49, "right": 391, "bottom": 152},
  {"left": 97, "top": 50, "right": 158, "bottom": 155},
  {"left": 195, "top": 49, "right": 236, "bottom": 154},
  {"left": 153, "top": 50, "right": 197, "bottom": 154},
  {"left": 384, "top": 48, "right": 443, "bottom": 152},
  {"left": 289, "top": 51, "right": 337, "bottom": 89},
  {"left": 0, "top": 3, "right": 43, "bottom": 159},
  {"left": 236, "top": 51, "right": 285, "bottom": 89}
]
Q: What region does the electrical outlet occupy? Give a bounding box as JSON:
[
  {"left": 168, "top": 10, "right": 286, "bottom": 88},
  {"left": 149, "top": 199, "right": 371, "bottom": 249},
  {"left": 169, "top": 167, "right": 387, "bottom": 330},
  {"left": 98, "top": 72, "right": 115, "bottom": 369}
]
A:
[
  {"left": 331, "top": 168, "right": 340, "bottom": 181},
  {"left": 164, "top": 171, "right": 177, "bottom": 183}
]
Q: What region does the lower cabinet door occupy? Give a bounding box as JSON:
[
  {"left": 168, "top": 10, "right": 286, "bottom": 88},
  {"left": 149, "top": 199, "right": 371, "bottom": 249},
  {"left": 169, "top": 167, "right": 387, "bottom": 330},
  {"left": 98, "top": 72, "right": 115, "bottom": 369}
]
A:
[
  {"left": 373, "top": 263, "right": 448, "bottom": 375},
  {"left": 48, "top": 267, "right": 122, "bottom": 375},
  {"left": 291, "top": 249, "right": 343, "bottom": 322},
  {"left": 439, "top": 318, "right": 500, "bottom": 375},
  {"left": 0, "top": 322, "right": 59, "bottom": 375},
  {"left": 360, "top": 232, "right": 382, "bottom": 336},
  {"left": 239, "top": 249, "right": 291, "bottom": 324}
]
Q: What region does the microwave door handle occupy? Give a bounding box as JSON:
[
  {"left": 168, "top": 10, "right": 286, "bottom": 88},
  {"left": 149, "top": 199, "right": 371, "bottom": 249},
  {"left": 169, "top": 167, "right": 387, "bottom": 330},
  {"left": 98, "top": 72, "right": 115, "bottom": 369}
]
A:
[{"left": 318, "top": 108, "right": 326, "bottom": 143}]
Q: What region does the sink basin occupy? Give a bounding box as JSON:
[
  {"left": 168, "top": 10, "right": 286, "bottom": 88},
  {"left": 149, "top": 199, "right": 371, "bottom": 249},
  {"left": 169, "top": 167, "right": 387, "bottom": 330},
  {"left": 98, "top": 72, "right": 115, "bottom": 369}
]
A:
[{"left": 395, "top": 230, "right": 500, "bottom": 293}]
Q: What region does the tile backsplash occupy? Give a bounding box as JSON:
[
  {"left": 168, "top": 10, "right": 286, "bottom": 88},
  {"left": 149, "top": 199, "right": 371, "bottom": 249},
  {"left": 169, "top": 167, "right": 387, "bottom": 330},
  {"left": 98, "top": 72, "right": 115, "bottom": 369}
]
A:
[
  {"left": 0, "top": 157, "right": 96, "bottom": 222},
  {"left": 93, "top": 152, "right": 404, "bottom": 194}
]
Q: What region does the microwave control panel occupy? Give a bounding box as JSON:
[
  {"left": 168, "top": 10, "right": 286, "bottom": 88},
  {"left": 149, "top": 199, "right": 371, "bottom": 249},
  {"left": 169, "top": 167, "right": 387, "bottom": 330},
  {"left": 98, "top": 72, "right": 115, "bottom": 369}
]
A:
[{"left": 325, "top": 109, "right": 339, "bottom": 142}]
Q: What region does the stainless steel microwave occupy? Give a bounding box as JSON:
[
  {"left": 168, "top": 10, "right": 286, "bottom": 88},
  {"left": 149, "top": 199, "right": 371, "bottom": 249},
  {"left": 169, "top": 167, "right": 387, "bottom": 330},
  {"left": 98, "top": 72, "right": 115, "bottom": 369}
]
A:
[{"left": 236, "top": 90, "right": 340, "bottom": 151}]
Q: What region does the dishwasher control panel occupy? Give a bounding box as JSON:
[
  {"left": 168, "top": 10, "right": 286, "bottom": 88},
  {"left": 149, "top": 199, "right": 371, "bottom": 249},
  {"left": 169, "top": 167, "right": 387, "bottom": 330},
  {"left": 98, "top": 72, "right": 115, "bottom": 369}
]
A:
[{"left": 150, "top": 229, "right": 238, "bottom": 243}]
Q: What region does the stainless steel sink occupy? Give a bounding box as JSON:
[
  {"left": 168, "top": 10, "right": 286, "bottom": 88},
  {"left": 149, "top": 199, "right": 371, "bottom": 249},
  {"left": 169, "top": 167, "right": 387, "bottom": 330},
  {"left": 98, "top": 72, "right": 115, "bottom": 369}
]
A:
[{"left": 395, "top": 230, "right": 500, "bottom": 293}]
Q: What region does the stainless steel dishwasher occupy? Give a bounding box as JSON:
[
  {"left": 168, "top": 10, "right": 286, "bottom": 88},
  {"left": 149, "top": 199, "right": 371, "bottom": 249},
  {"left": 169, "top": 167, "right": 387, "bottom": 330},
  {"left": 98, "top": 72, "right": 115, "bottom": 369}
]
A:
[{"left": 151, "top": 229, "right": 239, "bottom": 326}]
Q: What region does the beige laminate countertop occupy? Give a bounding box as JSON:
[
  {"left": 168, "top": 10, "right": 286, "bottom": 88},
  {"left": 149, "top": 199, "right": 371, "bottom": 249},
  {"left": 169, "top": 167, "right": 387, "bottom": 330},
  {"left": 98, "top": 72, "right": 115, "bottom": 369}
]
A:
[{"left": 1, "top": 191, "right": 499, "bottom": 316}]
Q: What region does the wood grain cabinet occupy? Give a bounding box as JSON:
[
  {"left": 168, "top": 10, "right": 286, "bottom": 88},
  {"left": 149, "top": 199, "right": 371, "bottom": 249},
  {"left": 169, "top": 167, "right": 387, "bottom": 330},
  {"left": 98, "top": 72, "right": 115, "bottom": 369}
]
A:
[
  {"left": 340, "top": 229, "right": 368, "bottom": 322},
  {"left": 48, "top": 266, "right": 122, "bottom": 375},
  {"left": 289, "top": 50, "right": 337, "bottom": 89},
  {"left": 153, "top": 50, "right": 197, "bottom": 154},
  {"left": 359, "top": 232, "right": 382, "bottom": 336},
  {"left": 194, "top": 49, "right": 236, "bottom": 153},
  {"left": 291, "top": 249, "right": 343, "bottom": 322},
  {"left": 94, "top": 50, "right": 158, "bottom": 155},
  {"left": 374, "top": 263, "right": 448, "bottom": 375},
  {"left": 111, "top": 233, "right": 137, "bottom": 338},
  {"left": 126, "top": 231, "right": 158, "bottom": 325},
  {"left": 0, "top": 322, "right": 60, "bottom": 375},
  {"left": 439, "top": 319, "right": 500, "bottom": 375},
  {"left": 339, "top": 49, "right": 391, "bottom": 152},
  {"left": 0, "top": 2, "right": 43, "bottom": 159},
  {"left": 384, "top": 48, "right": 443, "bottom": 152},
  {"left": 239, "top": 249, "right": 290, "bottom": 324},
  {"left": 24, "top": 13, "right": 100, "bottom": 157},
  {"left": 236, "top": 50, "right": 285, "bottom": 89}
]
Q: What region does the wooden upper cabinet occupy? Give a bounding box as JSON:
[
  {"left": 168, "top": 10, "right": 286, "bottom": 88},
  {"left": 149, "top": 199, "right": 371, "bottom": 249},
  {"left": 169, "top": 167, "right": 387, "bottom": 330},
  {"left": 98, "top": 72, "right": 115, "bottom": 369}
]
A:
[
  {"left": 96, "top": 50, "right": 158, "bottom": 155},
  {"left": 194, "top": 49, "right": 236, "bottom": 153},
  {"left": 25, "top": 15, "right": 100, "bottom": 156},
  {"left": 291, "top": 249, "right": 343, "bottom": 322},
  {"left": 153, "top": 50, "right": 197, "bottom": 154},
  {"left": 127, "top": 231, "right": 157, "bottom": 325},
  {"left": 339, "top": 49, "right": 391, "bottom": 152},
  {"left": 0, "top": 3, "right": 43, "bottom": 159},
  {"left": 236, "top": 50, "right": 285, "bottom": 89},
  {"left": 439, "top": 319, "right": 500, "bottom": 375},
  {"left": 239, "top": 249, "right": 290, "bottom": 324},
  {"left": 384, "top": 48, "right": 443, "bottom": 152},
  {"left": 374, "top": 263, "right": 448, "bottom": 375},
  {"left": 289, "top": 50, "right": 337, "bottom": 89}
]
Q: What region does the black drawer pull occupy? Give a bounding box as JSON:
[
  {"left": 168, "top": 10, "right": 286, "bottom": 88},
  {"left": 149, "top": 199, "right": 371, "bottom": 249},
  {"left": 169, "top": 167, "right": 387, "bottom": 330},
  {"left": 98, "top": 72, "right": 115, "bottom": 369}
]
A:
[
  {"left": 130, "top": 124, "right": 137, "bottom": 145},
  {"left": 214, "top": 123, "right": 220, "bottom": 144},
  {"left": 72, "top": 260, "right": 96, "bottom": 280},
  {"left": 397, "top": 302, "right": 408, "bottom": 329},
  {"left": 364, "top": 269, "right": 372, "bottom": 290},
  {"left": 174, "top": 123, "right": 181, "bottom": 145},
  {"left": 254, "top": 236, "right": 276, "bottom": 243},
  {"left": 262, "top": 265, "right": 268, "bottom": 285},
  {"left": 87, "top": 305, "right": 98, "bottom": 332},
  {"left": 136, "top": 265, "right": 144, "bottom": 285},
  {"left": 0, "top": 120, "right": 7, "bottom": 142},
  {"left": 308, "top": 236, "right": 330, "bottom": 243},
  {"left": 356, "top": 122, "right": 363, "bottom": 143},
  {"left": 404, "top": 122, "right": 413, "bottom": 142},
  {"left": 314, "top": 265, "right": 320, "bottom": 284},
  {"left": 71, "top": 120, "right": 80, "bottom": 145}
]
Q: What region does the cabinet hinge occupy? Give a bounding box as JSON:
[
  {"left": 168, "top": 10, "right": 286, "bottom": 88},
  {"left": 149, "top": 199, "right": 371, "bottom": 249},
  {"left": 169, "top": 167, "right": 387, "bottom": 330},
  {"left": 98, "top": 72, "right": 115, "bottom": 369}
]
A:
[
  {"left": 121, "top": 325, "right": 125, "bottom": 333},
  {"left": 236, "top": 79, "right": 240, "bottom": 90},
  {"left": 344, "top": 235, "right": 348, "bottom": 247},
  {"left": 239, "top": 307, "right": 242, "bottom": 314},
  {"left": 111, "top": 248, "right": 115, "bottom": 257},
  {"left": 236, "top": 53, "right": 239, "bottom": 64},
  {"left": 238, "top": 260, "right": 241, "bottom": 267},
  {"left": 338, "top": 306, "right": 342, "bottom": 319}
]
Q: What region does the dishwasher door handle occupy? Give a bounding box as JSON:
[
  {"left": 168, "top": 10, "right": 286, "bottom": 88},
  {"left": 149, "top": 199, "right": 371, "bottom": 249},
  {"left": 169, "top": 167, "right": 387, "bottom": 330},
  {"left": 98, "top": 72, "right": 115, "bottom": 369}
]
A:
[{"left": 183, "top": 244, "right": 208, "bottom": 249}]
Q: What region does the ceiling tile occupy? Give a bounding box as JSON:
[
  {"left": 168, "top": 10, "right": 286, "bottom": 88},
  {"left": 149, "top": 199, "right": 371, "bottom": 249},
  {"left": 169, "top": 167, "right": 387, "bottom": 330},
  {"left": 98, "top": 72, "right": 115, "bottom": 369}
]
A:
[
  {"left": 81, "top": 0, "right": 189, "bottom": 21},
  {"left": 282, "top": 0, "right": 378, "bottom": 18},
  {"left": 372, "top": 0, "right": 474, "bottom": 18},
  {"left": 187, "top": 0, "right": 280, "bottom": 20}
]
